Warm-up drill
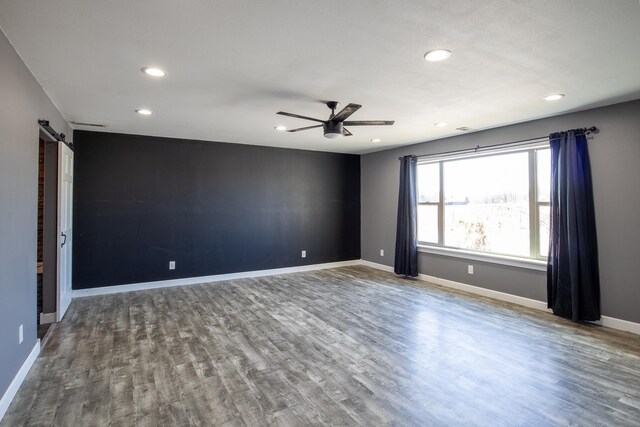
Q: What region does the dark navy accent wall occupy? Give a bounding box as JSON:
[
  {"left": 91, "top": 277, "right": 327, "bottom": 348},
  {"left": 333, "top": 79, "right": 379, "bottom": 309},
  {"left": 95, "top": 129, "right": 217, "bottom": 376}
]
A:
[{"left": 72, "top": 131, "right": 360, "bottom": 289}]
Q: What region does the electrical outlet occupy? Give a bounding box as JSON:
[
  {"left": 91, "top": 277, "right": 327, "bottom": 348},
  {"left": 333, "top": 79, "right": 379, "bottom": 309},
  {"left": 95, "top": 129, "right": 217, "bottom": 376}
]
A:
[
  {"left": 301, "top": 250, "right": 306, "bottom": 258},
  {"left": 169, "top": 261, "right": 176, "bottom": 270},
  {"left": 380, "top": 249, "right": 384, "bottom": 257},
  {"left": 19, "top": 324, "right": 23, "bottom": 344},
  {"left": 468, "top": 265, "right": 474, "bottom": 275}
]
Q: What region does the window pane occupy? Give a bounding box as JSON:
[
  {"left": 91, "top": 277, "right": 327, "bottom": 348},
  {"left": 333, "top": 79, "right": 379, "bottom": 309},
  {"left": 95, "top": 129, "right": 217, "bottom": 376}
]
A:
[
  {"left": 539, "top": 205, "right": 550, "bottom": 257},
  {"left": 537, "top": 149, "right": 550, "bottom": 202},
  {"left": 417, "top": 204, "right": 438, "bottom": 243},
  {"left": 417, "top": 163, "right": 439, "bottom": 203},
  {"left": 443, "top": 152, "right": 530, "bottom": 257}
]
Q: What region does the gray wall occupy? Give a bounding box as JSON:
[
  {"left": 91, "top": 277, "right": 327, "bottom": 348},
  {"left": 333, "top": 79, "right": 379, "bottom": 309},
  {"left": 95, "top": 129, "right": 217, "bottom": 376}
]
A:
[
  {"left": 362, "top": 100, "right": 640, "bottom": 323},
  {"left": 0, "top": 29, "right": 70, "bottom": 397}
]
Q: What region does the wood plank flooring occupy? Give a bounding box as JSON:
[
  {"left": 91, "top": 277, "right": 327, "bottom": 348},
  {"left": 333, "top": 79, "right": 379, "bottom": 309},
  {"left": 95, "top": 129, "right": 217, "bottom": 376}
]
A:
[{"left": 2, "top": 266, "right": 640, "bottom": 426}]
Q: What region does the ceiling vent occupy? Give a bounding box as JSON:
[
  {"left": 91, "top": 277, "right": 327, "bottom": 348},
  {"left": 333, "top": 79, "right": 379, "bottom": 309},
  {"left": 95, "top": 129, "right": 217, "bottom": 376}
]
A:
[{"left": 70, "top": 121, "right": 106, "bottom": 128}]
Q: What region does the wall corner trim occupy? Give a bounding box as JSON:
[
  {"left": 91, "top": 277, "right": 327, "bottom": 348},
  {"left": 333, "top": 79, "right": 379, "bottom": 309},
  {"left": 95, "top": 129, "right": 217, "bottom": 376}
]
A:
[
  {"left": 73, "top": 260, "right": 362, "bottom": 298},
  {"left": 361, "top": 259, "right": 640, "bottom": 336},
  {"left": 0, "top": 340, "right": 40, "bottom": 421}
]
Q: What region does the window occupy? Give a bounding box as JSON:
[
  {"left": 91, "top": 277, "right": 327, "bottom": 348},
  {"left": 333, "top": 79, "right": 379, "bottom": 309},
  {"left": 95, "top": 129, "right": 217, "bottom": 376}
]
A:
[{"left": 417, "top": 144, "right": 550, "bottom": 260}]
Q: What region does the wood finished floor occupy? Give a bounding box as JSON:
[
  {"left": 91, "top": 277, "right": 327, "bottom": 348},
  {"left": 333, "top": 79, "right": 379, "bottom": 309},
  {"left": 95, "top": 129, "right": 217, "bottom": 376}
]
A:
[{"left": 3, "top": 266, "right": 640, "bottom": 426}]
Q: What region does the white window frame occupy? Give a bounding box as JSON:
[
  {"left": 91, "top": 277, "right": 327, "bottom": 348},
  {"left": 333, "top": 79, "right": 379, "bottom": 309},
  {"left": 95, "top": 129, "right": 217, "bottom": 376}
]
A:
[{"left": 416, "top": 141, "right": 549, "bottom": 271}]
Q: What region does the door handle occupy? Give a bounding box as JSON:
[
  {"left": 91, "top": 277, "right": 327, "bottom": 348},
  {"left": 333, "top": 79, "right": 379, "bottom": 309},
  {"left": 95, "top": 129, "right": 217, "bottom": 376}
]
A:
[{"left": 61, "top": 232, "right": 67, "bottom": 248}]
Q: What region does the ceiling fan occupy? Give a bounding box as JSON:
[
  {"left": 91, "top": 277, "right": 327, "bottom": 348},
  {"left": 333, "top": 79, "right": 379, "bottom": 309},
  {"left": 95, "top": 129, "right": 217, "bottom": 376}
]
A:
[{"left": 277, "top": 101, "right": 394, "bottom": 139}]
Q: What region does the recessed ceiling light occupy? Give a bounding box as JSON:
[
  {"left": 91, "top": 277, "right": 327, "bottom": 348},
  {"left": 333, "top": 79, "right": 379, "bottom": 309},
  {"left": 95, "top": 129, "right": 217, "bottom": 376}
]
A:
[
  {"left": 371, "top": 138, "right": 381, "bottom": 143},
  {"left": 141, "top": 67, "right": 166, "bottom": 77},
  {"left": 274, "top": 125, "right": 287, "bottom": 131},
  {"left": 424, "top": 49, "right": 452, "bottom": 62},
  {"left": 544, "top": 93, "right": 565, "bottom": 101},
  {"left": 434, "top": 122, "right": 447, "bottom": 127},
  {"left": 135, "top": 109, "right": 153, "bottom": 115}
]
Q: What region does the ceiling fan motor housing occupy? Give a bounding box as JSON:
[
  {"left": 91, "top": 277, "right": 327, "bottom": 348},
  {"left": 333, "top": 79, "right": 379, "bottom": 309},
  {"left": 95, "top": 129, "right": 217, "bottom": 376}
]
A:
[
  {"left": 277, "top": 101, "right": 393, "bottom": 138},
  {"left": 323, "top": 120, "right": 343, "bottom": 139}
]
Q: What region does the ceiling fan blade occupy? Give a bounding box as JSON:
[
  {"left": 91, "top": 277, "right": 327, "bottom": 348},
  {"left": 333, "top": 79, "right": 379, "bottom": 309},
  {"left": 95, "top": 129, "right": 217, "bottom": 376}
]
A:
[
  {"left": 332, "top": 103, "right": 362, "bottom": 121},
  {"left": 343, "top": 120, "right": 395, "bottom": 126},
  {"left": 277, "top": 111, "right": 325, "bottom": 123},
  {"left": 287, "top": 125, "right": 323, "bottom": 133},
  {"left": 342, "top": 127, "right": 353, "bottom": 136}
]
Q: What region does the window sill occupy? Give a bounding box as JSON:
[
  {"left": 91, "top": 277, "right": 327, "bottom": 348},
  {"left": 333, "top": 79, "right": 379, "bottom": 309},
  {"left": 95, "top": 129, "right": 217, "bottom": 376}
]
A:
[{"left": 417, "top": 245, "right": 547, "bottom": 271}]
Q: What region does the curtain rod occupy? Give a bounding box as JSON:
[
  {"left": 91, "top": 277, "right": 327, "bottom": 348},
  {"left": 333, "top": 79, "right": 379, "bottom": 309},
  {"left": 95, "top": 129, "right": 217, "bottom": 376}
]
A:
[{"left": 399, "top": 126, "right": 598, "bottom": 161}]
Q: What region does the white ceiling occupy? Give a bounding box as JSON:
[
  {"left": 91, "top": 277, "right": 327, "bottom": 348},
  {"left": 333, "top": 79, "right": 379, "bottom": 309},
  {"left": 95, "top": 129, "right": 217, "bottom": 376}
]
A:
[{"left": 1, "top": 1, "right": 640, "bottom": 154}]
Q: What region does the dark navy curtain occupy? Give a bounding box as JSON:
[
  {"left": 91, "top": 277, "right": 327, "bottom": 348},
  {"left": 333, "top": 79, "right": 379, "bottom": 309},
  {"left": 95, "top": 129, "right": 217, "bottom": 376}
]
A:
[
  {"left": 394, "top": 155, "right": 418, "bottom": 277},
  {"left": 547, "top": 130, "right": 600, "bottom": 321}
]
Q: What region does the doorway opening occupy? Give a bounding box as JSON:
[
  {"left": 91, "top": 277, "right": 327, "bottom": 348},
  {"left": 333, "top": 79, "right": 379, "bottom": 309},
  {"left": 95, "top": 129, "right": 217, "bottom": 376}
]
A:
[
  {"left": 37, "top": 137, "right": 45, "bottom": 338},
  {"left": 37, "top": 131, "right": 59, "bottom": 341}
]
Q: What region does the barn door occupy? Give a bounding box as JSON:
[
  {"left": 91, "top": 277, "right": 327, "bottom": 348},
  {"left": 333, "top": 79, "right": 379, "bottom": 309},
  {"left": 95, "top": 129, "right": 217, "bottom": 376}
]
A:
[{"left": 56, "top": 141, "right": 73, "bottom": 321}]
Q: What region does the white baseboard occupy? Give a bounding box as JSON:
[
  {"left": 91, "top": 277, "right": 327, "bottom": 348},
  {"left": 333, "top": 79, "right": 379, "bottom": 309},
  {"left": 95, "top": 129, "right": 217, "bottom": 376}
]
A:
[
  {"left": 360, "top": 260, "right": 394, "bottom": 273},
  {"left": 0, "top": 341, "right": 40, "bottom": 421},
  {"left": 73, "top": 260, "right": 362, "bottom": 298},
  {"left": 599, "top": 316, "right": 640, "bottom": 335},
  {"left": 361, "top": 260, "right": 546, "bottom": 310},
  {"left": 361, "top": 259, "right": 640, "bottom": 335},
  {"left": 39, "top": 312, "right": 56, "bottom": 324},
  {"left": 418, "top": 273, "right": 549, "bottom": 311}
]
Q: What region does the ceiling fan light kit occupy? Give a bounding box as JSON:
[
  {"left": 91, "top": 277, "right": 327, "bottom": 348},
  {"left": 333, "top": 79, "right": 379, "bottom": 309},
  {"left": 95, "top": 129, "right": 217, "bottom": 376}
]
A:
[
  {"left": 323, "top": 121, "right": 343, "bottom": 139},
  {"left": 277, "top": 101, "right": 394, "bottom": 139}
]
